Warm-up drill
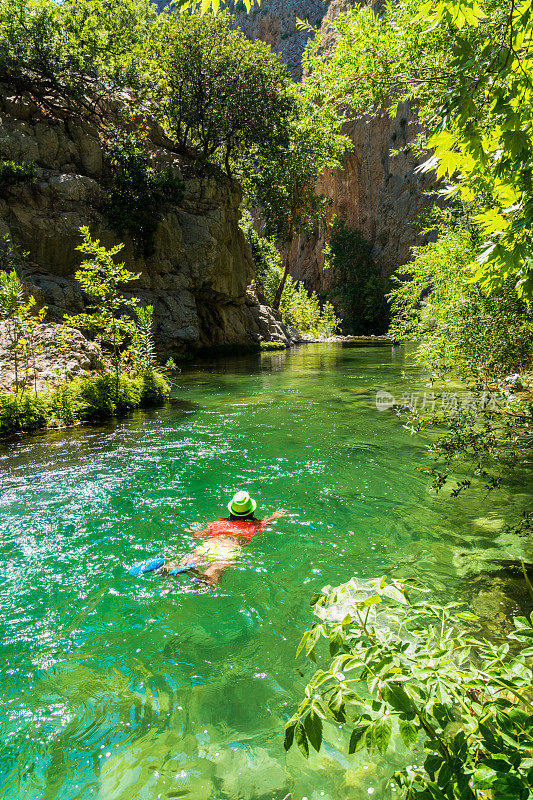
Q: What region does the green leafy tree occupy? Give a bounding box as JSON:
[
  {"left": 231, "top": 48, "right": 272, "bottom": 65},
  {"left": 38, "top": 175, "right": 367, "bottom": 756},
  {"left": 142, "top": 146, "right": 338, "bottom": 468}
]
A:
[
  {"left": 0, "top": 0, "right": 159, "bottom": 120},
  {"left": 302, "top": 0, "right": 533, "bottom": 299},
  {"left": 0, "top": 239, "right": 47, "bottom": 393},
  {"left": 129, "top": 304, "right": 156, "bottom": 373},
  {"left": 390, "top": 227, "right": 533, "bottom": 382},
  {"left": 176, "top": 0, "right": 257, "bottom": 12},
  {"left": 324, "top": 218, "right": 389, "bottom": 334},
  {"left": 286, "top": 574, "right": 533, "bottom": 800},
  {"left": 241, "top": 210, "right": 340, "bottom": 336},
  {"left": 65, "top": 227, "right": 140, "bottom": 400},
  {"left": 247, "top": 91, "right": 348, "bottom": 309},
  {"left": 154, "top": 10, "right": 293, "bottom": 176},
  {"left": 387, "top": 210, "right": 533, "bottom": 500}
]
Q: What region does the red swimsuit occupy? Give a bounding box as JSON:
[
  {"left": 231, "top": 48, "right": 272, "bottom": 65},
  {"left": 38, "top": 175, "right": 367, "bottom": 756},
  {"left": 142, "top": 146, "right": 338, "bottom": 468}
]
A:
[{"left": 195, "top": 518, "right": 266, "bottom": 544}]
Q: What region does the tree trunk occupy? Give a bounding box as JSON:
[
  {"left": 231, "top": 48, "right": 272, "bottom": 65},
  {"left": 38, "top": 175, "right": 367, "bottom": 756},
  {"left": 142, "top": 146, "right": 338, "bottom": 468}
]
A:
[{"left": 272, "top": 240, "right": 292, "bottom": 311}]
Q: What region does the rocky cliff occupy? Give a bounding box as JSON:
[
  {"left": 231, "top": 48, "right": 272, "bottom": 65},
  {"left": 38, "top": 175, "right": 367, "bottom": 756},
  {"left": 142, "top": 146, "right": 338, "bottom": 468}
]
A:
[
  {"left": 289, "top": 103, "right": 434, "bottom": 292},
  {"left": 226, "top": 0, "right": 332, "bottom": 79},
  {"left": 290, "top": 0, "right": 434, "bottom": 290},
  {"left": 227, "top": 0, "right": 434, "bottom": 292},
  {"left": 0, "top": 84, "right": 289, "bottom": 353}
]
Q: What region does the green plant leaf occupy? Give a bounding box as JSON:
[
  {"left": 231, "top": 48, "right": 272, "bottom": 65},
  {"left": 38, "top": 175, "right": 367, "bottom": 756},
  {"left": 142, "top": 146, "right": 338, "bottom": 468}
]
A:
[
  {"left": 295, "top": 721, "right": 309, "bottom": 759},
  {"left": 425, "top": 753, "right": 443, "bottom": 776},
  {"left": 363, "top": 593, "right": 382, "bottom": 607},
  {"left": 398, "top": 717, "right": 418, "bottom": 749},
  {"left": 349, "top": 722, "right": 370, "bottom": 754},
  {"left": 304, "top": 710, "right": 323, "bottom": 752},
  {"left": 284, "top": 723, "right": 295, "bottom": 751},
  {"left": 328, "top": 689, "right": 347, "bottom": 723},
  {"left": 371, "top": 716, "right": 392, "bottom": 755},
  {"left": 473, "top": 765, "right": 497, "bottom": 790},
  {"left": 382, "top": 682, "right": 413, "bottom": 713}
]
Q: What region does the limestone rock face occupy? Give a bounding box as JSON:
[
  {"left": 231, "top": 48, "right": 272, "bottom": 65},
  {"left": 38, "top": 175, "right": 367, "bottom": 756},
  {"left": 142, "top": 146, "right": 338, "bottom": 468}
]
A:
[
  {"left": 226, "top": 0, "right": 435, "bottom": 293},
  {"left": 227, "top": 0, "right": 332, "bottom": 79},
  {"left": 289, "top": 0, "right": 434, "bottom": 290},
  {"left": 0, "top": 321, "right": 101, "bottom": 392},
  {"left": 0, "top": 84, "right": 290, "bottom": 352},
  {"left": 289, "top": 103, "right": 435, "bottom": 291}
]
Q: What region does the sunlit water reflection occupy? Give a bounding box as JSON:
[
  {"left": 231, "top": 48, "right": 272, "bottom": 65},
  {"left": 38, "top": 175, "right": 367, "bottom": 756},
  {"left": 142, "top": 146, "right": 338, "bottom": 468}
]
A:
[{"left": 0, "top": 344, "right": 530, "bottom": 800}]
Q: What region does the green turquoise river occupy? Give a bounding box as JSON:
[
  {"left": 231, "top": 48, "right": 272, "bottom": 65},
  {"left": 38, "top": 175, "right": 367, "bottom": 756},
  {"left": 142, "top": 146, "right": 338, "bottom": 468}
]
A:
[{"left": 0, "top": 343, "right": 530, "bottom": 800}]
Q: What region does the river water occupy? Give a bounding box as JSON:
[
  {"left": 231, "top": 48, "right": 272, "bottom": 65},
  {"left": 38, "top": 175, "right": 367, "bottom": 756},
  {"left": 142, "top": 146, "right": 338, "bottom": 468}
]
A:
[{"left": 0, "top": 344, "right": 530, "bottom": 800}]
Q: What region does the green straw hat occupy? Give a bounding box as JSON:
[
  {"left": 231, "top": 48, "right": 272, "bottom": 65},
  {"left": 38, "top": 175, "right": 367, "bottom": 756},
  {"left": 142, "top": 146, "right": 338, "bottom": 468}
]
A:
[{"left": 228, "top": 490, "right": 257, "bottom": 517}]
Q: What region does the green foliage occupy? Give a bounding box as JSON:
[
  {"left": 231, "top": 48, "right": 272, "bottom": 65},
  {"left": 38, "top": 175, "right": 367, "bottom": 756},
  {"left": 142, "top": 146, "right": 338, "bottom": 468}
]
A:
[
  {"left": 0, "top": 159, "right": 36, "bottom": 194},
  {"left": 245, "top": 89, "right": 348, "bottom": 308},
  {"left": 73, "top": 372, "right": 136, "bottom": 418},
  {"left": 389, "top": 228, "right": 533, "bottom": 381},
  {"left": 287, "top": 575, "right": 533, "bottom": 800},
  {"left": 0, "top": 254, "right": 47, "bottom": 392},
  {"left": 324, "top": 218, "right": 389, "bottom": 334},
  {"left": 388, "top": 216, "right": 533, "bottom": 499},
  {"left": 64, "top": 227, "right": 140, "bottom": 398},
  {"left": 259, "top": 341, "right": 287, "bottom": 351},
  {"left": 241, "top": 213, "right": 340, "bottom": 337},
  {"left": 240, "top": 209, "right": 281, "bottom": 286},
  {"left": 104, "top": 130, "right": 184, "bottom": 256},
  {"left": 0, "top": 231, "right": 169, "bottom": 437},
  {"left": 268, "top": 266, "right": 339, "bottom": 338},
  {"left": 279, "top": 279, "right": 339, "bottom": 338},
  {"left": 47, "top": 379, "right": 84, "bottom": 426},
  {"left": 156, "top": 10, "right": 292, "bottom": 176},
  {"left": 0, "top": 371, "right": 169, "bottom": 436},
  {"left": 403, "top": 391, "right": 533, "bottom": 497},
  {"left": 0, "top": 232, "right": 24, "bottom": 274},
  {"left": 0, "top": 391, "right": 48, "bottom": 434},
  {"left": 177, "top": 0, "right": 258, "bottom": 13},
  {"left": 69, "top": 371, "right": 168, "bottom": 419},
  {"left": 138, "top": 369, "right": 170, "bottom": 407},
  {"left": 303, "top": 0, "right": 533, "bottom": 300},
  {"left": 129, "top": 304, "right": 156, "bottom": 373},
  {"left": 0, "top": 0, "right": 159, "bottom": 119}
]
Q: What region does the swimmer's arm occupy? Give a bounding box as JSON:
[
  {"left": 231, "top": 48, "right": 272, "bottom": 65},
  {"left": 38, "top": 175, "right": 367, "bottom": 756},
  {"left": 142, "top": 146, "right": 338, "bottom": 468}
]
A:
[
  {"left": 186, "top": 522, "right": 209, "bottom": 538},
  {"left": 260, "top": 509, "right": 288, "bottom": 527}
]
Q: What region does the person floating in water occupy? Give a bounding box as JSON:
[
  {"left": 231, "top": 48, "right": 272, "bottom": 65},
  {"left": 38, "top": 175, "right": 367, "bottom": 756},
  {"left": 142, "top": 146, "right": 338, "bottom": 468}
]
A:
[{"left": 161, "top": 491, "right": 286, "bottom": 584}]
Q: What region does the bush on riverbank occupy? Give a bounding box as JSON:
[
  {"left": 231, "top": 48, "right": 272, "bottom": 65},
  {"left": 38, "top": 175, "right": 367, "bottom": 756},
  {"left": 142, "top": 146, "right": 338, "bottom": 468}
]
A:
[
  {"left": 0, "top": 231, "right": 171, "bottom": 437},
  {"left": 387, "top": 212, "right": 533, "bottom": 507},
  {"left": 260, "top": 341, "right": 287, "bottom": 351},
  {"left": 0, "top": 370, "right": 169, "bottom": 436}
]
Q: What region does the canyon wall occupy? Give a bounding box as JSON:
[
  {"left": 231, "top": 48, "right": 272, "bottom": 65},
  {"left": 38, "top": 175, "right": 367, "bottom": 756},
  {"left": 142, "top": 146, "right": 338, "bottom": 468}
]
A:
[
  {"left": 289, "top": 0, "right": 434, "bottom": 290},
  {"left": 289, "top": 104, "right": 434, "bottom": 292},
  {"left": 0, "top": 84, "right": 289, "bottom": 352},
  {"left": 227, "top": 0, "right": 332, "bottom": 79},
  {"left": 229, "top": 0, "right": 434, "bottom": 292}
]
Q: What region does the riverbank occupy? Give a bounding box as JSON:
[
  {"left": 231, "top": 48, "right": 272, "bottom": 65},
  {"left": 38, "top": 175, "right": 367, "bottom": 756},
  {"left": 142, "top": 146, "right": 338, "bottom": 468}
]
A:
[
  {"left": 0, "top": 337, "right": 399, "bottom": 437},
  {"left": 0, "top": 370, "right": 169, "bottom": 439},
  {"left": 303, "top": 334, "right": 396, "bottom": 346}
]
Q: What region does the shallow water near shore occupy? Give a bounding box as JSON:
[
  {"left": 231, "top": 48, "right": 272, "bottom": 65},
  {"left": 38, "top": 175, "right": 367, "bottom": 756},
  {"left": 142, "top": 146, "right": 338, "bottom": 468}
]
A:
[{"left": 0, "top": 343, "right": 530, "bottom": 800}]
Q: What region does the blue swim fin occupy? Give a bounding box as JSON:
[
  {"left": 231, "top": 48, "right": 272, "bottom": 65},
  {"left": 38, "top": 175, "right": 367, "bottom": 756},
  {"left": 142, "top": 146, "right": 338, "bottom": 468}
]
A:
[
  {"left": 128, "top": 557, "right": 165, "bottom": 577},
  {"left": 168, "top": 563, "right": 196, "bottom": 576}
]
